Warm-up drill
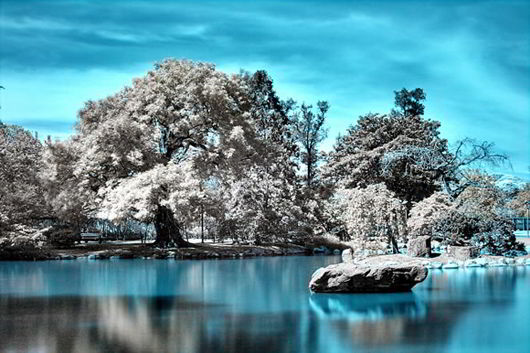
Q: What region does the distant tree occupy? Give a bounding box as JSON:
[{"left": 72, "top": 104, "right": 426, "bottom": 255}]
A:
[
  {"left": 40, "top": 139, "right": 93, "bottom": 233},
  {"left": 333, "top": 183, "right": 407, "bottom": 253},
  {"left": 0, "top": 124, "right": 47, "bottom": 233},
  {"left": 508, "top": 183, "right": 530, "bottom": 217},
  {"left": 408, "top": 173, "right": 523, "bottom": 255},
  {"left": 392, "top": 88, "right": 426, "bottom": 117},
  {"left": 293, "top": 101, "right": 329, "bottom": 187}
]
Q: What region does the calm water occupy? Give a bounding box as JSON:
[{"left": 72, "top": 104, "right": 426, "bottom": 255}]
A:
[{"left": 0, "top": 256, "right": 529, "bottom": 353}]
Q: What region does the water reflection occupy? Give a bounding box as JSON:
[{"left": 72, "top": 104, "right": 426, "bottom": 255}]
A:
[
  {"left": 309, "top": 292, "right": 426, "bottom": 321},
  {"left": 0, "top": 259, "right": 528, "bottom": 353}
]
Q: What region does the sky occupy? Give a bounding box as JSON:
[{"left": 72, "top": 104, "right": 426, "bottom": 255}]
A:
[{"left": 1, "top": 0, "right": 529, "bottom": 179}]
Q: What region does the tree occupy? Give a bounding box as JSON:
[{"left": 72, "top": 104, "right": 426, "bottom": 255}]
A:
[
  {"left": 217, "top": 70, "right": 301, "bottom": 244},
  {"left": 392, "top": 88, "right": 426, "bottom": 117},
  {"left": 333, "top": 183, "right": 407, "bottom": 253},
  {"left": 324, "top": 112, "right": 449, "bottom": 203},
  {"left": 508, "top": 183, "right": 530, "bottom": 217},
  {"left": 41, "top": 139, "right": 98, "bottom": 233},
  {"left": 56, "top": 59, "right": 263, "bottom": 247},
  {"left": 293, "top": 101, "right": 328, "bottom": 187},
  {"left": 408, "top": 173, "right": 523, "bottom": 255},
  {"left": 0, "top": 123, "right": 47, "bottom": 233}
]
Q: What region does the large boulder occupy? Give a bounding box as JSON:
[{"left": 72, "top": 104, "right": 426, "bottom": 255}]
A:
[
  {"left": 446, "top": 246, "right": 479, "bottom": 261},
  {"left": 309, "top": 261, "right": 428, "bottom": 293},
  {"left": 407, "top": 236, "right": 431, "bottom": 257}
]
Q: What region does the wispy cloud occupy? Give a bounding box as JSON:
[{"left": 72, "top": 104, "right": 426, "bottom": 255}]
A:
[{"left": 0, "top": 0, "right": 528, "bottom": 178}]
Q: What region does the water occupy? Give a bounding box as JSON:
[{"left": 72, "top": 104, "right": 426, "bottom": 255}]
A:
[{"left": 0, "top": 256, "right": 529, "bottom": 353}]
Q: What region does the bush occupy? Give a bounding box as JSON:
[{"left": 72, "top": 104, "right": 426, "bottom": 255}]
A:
[
  {"left": 0, "top": 225, "right": 51, "bottom": 260},
  {"left": 44, "top": 225, "right": 80, "bottom": 248}
]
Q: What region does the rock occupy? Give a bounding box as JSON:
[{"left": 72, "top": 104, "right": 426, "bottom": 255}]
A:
[
  {"left": 475, "top": 258, "right": 489, "bottom": 267},
  {"left": 333, "top": 249, "right": 341, "bottom": 255},
  {"left": 313, "top": 247, "right": 326, "bottom": 254},
  {"left": 88, "top": 254, "right": 98, "bottom": 260},
  {"left": 407, "top": 236, "right": 431, "bottom": 258},
  {"left": 446, "top": 246, "right": 479, "bottom": 261},
  {"left": 110, "top": 256, "right": 120, "bottom": 260},
  {"left": 443, "top": 261, "right": 459, "bottom": 269},
  {"left": 427, "top": 261, "right": 443, "bottom": 269},
  {"left": 515, "top": 258, "right": 526, "bottom": 266},
  {"left": 309, "top": 262, "right": 428, "bottom": 293},
  {"left": 341, "top": 249, "right": 355, "bottom": 263},
  {"left": 464, "top": 259, "right": 482, "bottom": 268},
  {"left": 60, "top": 254, "right": 76, "bottom": 260}
]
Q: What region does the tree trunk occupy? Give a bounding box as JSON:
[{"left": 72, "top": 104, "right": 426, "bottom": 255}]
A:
[
  {"left": 153, "top": 205, "right": 190, "bottom": 248},
  {"left": 201, "top": 204, "right": 204, "bottom": 243}
]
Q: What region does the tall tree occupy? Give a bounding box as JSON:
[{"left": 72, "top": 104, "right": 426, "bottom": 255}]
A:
[
  {"left": 48, "top": 59, "right": 262, "bottom": 247},
  {"left": 220, "top": 70, "right": 301, "bottom": 243},
  {"left": 324, "top": 112, "right": 449, "bottom": 203},
  {"left": 293, "top": 102, "right": 329, "bottom": 187}
]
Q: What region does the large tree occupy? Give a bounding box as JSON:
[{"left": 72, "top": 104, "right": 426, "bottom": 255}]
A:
[
  {"left": 51, "top": 59, "right": 264, "bottom": 247},
  {"left": 324, "top": 112, "right": 450, "bottom": 203},
  {"left": 219, "top": 70, "right": 301, "bottom": 243}
]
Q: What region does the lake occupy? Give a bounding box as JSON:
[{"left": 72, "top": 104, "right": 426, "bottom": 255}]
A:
[{"left": 0, "top": 256, "right": 529, "bottom": 353}]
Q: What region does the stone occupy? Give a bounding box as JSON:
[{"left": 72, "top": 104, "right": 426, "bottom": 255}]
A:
[
  {"left": 427, "top": 261, "right": 443, "bottom": 269},
  {"left": 446, "top": 246, "right": 479, "bottom": 261},
  {"left": 464, "top": 259, "right": 482, "bottom": 268},
  {"left": 443, "top": 262, "right": 459, "bottom": 269},
  {"left": 515, "top": 258, "right": 526, "bottom": 266},
  {"left": 333, "top": 249, "right": 341, "bottom": 255},
  {"left": 309, "top": 262, "right": 428, "bottom": 293},
  {"left": 341, "top": 249, "right": 354, "bottom": 263},
  {"left": 407, "top": 236, "right": 431, "bottom": 258},
  {"left": 475, "top": 258, "right": 489, "bottom": 267}
]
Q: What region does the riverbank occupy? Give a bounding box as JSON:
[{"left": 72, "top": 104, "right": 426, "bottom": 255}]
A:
[{"left": 0, "top": 238, "right": 350, "bottom": 261}]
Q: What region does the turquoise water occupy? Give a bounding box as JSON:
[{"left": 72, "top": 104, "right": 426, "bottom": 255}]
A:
[{"left": 0, "top": 256, "right": 529, "bottom": 353}]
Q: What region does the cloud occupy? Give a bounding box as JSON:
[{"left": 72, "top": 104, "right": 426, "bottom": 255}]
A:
[{"left": 0, "top": 0, "right": 528, "bottom": 178}]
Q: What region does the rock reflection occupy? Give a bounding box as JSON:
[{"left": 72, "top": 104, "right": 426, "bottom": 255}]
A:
[{"left": 309, "top": 292, "right": 426, "bottom": 321}]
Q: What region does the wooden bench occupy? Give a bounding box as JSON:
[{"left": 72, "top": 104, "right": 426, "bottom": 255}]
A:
[{"left": 80, "top": 232, "right": 102, "bottom": 243}]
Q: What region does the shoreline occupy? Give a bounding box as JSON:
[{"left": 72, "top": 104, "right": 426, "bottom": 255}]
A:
[{"left": 0, "top": 241, "right": 345, "bottom": 261}]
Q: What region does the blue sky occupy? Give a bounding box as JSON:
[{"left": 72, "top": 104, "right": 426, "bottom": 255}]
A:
[{"left": 1, "top": 0, "right": 529, "bottom": 179}]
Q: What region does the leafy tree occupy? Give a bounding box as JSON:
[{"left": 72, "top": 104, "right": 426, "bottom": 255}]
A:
[
  {"left": 53, "top": 59, "right": 264, "bottom": 248},
  {"left": 392, "top": 88, "right": 426, "bottom": 117},
  {"left": 508, "top": 183, "right": 530, "bottom": 217},
  {"left": 408, "top": 173, "right": 523, "bottom": 254},
  {"left": 41, "top": 139, "right": 98, "bottom": 234},
  {"left": 333, "top": 183, "right": 407, "bottom": 253},
  {"left": 293, "top": 101, "right": 329, "bottom": 187},
  {"left": 218, "top": 70, "right": 301, "bottom": 243},
  {"left": 0, "top": 123, "right": 47, "bottom": 233},
  {"left": 324, "top": 112, "right": 449, "bottom": 203}
]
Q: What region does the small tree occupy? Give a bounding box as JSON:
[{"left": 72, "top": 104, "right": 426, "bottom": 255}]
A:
[
  {"left": 293, "top": 101, "right": 329, "bottom": 187},
  {"left": 392, "top": 88, "right": 426, "bottom": 117},
  {"left": 334, "top": 183, "right": 407, "bottom": 253}
]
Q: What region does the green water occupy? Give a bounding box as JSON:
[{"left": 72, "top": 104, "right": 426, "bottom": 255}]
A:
[{"left": 0, "top": 256, "right": 529, "bottom": 353}]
